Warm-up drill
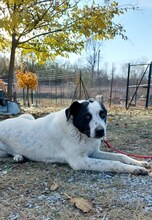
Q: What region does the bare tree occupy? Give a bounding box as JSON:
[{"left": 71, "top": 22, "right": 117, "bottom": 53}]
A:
[
  {"left": 120, "top": 57, "right": 149, "bottom": 83},
  {"left": 109, "top": 64, "right": 116, "bottom": 107},
  {"left": 0, "top": 56, "right": 9, "bottom": 79},
  {"left": 85, "top": 38, "right": 102, "bottom": 85}
]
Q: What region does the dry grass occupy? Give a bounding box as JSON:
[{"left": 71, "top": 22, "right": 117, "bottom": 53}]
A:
[{"left": 0, "top": 107, "right": 152, "bottom": 220}]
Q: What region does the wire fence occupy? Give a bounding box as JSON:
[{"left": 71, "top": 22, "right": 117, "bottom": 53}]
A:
[
  {"left": 9, "top": 65, "right": 152, "bottom": 109},
  {"left": 15, "top": 72, "right": 128, "bottom": 108}
]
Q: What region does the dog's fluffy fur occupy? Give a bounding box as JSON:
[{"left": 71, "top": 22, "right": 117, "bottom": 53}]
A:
[{"left": 0, "top": 100, "right": 150, "bottom": 174}]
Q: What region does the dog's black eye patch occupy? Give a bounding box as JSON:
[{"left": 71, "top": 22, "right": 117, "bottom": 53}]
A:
[
  {"left": 83, "top": 113, "right": 92, "bottom": 120},
  {"left": 99, "top": 110, "right": 106, "bottom": 119}
]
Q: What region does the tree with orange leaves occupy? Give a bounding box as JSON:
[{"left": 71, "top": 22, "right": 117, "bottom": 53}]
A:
[{"left": 16, "top": 70, "right": 38, "bottom": 107}]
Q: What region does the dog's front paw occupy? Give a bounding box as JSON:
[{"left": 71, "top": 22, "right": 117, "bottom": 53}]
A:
[
  {"left": 13, "top": 154, "right": 24, "bottom": 163},
  {"left": 138, "top": 161, "right": 151, "bottom": 169},
  {"left": 133, "top": 166, "right": 149, "bottom": 175}
]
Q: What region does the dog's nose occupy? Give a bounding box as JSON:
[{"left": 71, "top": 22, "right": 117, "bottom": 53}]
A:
[{"left": 95, "top": 128, "right": 105, "bottom": 138}]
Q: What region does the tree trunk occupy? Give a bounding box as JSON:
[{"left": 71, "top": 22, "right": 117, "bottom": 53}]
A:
[
  {"left": 8, "top": 33, "right": 17, "bottom": 99},
  {"left": 23, "top": 88, "right": 26, "bottom": 106},
  {"left": 91, "top": 65, "right": 95, "bottom": 86},
  {"left": 31, "top": 90, "right": 34, "bottom": 104},
  {"left": 26, "top": 86, "right": 30, "bottom": 107}
]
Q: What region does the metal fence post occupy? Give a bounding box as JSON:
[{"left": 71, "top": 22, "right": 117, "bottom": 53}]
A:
[{"left": 145, "top": 62, "right": 152, "bottom": 109}]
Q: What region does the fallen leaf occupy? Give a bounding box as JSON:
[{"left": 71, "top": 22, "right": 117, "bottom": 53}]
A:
[
  {"left": 107, "top": 117, "right": 113, "bottom": 122},
  {"left": 50, "top": 182, "right": 59, "bottom": 191},
  {"left": 70, "top": 197, "right": 93, "bottom": 213}
]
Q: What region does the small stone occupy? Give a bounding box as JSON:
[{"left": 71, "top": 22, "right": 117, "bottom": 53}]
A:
[
  {"left": 38, "top": 195, "right": 46, "bottom": 200},
  {"left": 25, "top": 203, "right": 35, "bottom": 209},
  {"left": 9, "top": 213, "right": 19, "bottom": 220}
]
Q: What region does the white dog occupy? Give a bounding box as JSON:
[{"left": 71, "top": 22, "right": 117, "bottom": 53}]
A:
[{"left": 0, "top": 100, "right": 150, "bottom": 175}]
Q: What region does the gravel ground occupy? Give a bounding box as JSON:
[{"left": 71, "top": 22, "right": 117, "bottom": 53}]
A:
[{"left": 0, "top": 107, "right": 152, "bottom": 220}]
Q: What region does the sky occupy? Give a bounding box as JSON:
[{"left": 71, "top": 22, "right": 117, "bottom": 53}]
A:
[
  {"left": 103, "top": 0, "right": 152, "bottom": 67},
  {"left": 63, "top": 0, "right": 152, "bottom": 74}
]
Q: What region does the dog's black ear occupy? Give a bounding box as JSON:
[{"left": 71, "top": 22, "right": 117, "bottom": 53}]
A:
[
  {"left": 99, "top": 101, "right": 107, "bottom": 115},
  {"left": 65, "top": 101, "right": 81, "bottom": 121}
]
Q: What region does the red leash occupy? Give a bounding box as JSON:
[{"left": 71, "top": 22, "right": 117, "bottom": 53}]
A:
[{"left": 104, "top": 139, "right": 152, "bottom": 159}]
